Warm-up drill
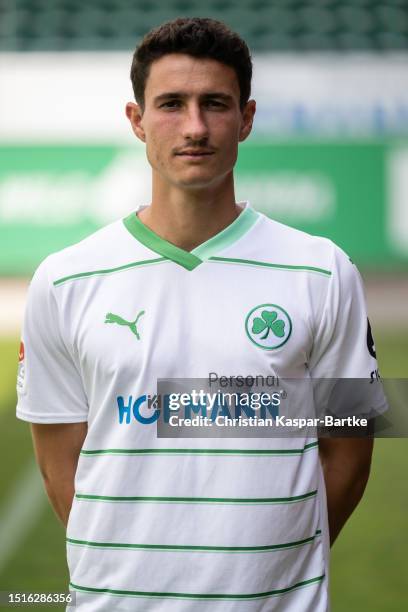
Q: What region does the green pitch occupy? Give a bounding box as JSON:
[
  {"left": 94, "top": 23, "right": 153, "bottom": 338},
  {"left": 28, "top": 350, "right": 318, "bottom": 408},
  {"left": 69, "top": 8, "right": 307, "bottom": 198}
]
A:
[{"left": 0, "top": 334, "right": 407, "bottom": 611}]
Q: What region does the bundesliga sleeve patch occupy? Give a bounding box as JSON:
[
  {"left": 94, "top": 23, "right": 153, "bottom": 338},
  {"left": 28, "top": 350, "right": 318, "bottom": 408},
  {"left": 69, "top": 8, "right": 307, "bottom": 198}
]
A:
[{"left": 17, "top": 340, "right": 27, "bottom": 395}]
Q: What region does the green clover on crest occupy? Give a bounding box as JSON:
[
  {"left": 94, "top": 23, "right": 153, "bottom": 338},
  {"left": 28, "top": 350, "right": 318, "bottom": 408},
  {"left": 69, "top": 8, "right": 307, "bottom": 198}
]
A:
[{"left": 252, "top": 310, "right": 285, "bottom": 340}]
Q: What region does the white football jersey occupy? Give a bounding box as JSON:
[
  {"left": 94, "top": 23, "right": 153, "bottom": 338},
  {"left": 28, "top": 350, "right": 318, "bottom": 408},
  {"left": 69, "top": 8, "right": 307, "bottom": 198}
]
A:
[{"left": 17, "top": 203, "right": 384, "bottom": 611}]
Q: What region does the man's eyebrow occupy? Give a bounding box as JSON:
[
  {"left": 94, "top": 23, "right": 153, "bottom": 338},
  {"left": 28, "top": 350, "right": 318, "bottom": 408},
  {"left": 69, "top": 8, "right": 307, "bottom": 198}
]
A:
[
  {"left": 201, "top": 92, "right": 233, "bottom": 101},
  {"left": 153, "top": 92, "right": 234, "bottom": 103},
  {"left": 154, "top": 92, "right": 185, "bottom": 103}
]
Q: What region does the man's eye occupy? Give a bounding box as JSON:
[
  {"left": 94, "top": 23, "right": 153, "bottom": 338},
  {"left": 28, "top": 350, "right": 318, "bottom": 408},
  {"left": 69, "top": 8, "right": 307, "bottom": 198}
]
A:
[
  {"left": 205, "top": 100, "right": 226, "bottom": 108},
  {"left": 160, "top": 100, "right": 181, "bottom": 109}
]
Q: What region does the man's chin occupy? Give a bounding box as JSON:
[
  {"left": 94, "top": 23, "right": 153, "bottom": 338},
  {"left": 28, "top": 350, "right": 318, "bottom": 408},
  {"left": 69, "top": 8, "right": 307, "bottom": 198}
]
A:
[
  {"left": 178, "top": 179, "right": 217, "bottom": 190},
  {"left": 173, "top": 170, "right": 228, "bottom": 190}
]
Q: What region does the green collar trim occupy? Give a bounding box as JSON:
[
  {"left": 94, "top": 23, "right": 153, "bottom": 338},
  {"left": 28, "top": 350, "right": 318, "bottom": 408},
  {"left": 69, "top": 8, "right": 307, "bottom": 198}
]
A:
[
  {"left": 123, "top": 212, "right": 200, "bottom": 271},
  {"left": 191, "top": 206, "right": 259, "bottom": 260},
  {"left": 123, "top": 204, "right": 259, "bottom": 271}
]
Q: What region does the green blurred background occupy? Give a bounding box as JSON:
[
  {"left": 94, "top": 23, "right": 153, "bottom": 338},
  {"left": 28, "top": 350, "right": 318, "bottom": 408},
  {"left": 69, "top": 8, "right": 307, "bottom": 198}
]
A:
[{"left": 1, "top": 0, "right": 408, "bottom": 610}]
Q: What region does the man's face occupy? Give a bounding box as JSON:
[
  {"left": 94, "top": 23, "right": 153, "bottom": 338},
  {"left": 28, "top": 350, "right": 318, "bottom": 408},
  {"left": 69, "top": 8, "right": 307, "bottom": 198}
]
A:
[{"left": 126, "top": 53, "right": 255, "bottom": 190}]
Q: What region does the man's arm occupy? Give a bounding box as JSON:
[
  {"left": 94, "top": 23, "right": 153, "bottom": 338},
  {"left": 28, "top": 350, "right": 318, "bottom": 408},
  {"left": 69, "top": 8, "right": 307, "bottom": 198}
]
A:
[
  {"left": 30, "top": 422, "right": 88, "bottom": 528},
  {"left": 318, "top": 437, "right": 373, "bottom": 546}
]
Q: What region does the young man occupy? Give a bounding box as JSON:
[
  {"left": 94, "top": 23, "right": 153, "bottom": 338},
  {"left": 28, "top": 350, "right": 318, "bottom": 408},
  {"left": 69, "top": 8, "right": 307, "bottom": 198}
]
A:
[{"left": 17, "top": 18, "right": 385, "bottom": 611}]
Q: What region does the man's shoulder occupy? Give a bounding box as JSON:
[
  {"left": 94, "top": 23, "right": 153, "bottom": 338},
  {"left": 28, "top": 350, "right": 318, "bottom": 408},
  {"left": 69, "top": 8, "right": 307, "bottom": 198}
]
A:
[
  {"left": 34, "top": 215, "right": 149, "bottom": 288},
  {"left": 245, "top": 211, "right": 344, "bottom": 274},
  {"left": 253, "top": 214, "right": 362, "bottom": 299}
]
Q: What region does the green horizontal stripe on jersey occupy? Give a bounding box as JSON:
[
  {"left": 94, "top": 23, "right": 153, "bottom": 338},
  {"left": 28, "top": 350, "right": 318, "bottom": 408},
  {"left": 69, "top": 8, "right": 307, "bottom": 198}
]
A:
[
  {"left": 53, "top": 257, "right": 167, "bottom": 286},
  {"left": 70, "top": 574, "right": 325, "bottom": 601},
  {"left": 51, "top": 256, "right": 331, "bottom": 286},
  {"left": 209, "top": 256, "right": 332, "bottom": 276},
  {"left": 80, "top": 441, "right": 319, "bottom": 457},
  {"left": 67, "top": 528, "right": 322, "bottom": 554},
  {"left": 75, "top": 490, "right": 317, "bottom": 505}
]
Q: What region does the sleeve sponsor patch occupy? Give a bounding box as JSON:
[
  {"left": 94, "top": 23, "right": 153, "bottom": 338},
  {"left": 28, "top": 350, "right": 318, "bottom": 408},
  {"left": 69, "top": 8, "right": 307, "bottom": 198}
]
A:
[
  {"left": 17, "top": 340, "right": 27, "bottom": 395},
  {"left": 367, "top": 318, "right": 377, "bottom": 359}
]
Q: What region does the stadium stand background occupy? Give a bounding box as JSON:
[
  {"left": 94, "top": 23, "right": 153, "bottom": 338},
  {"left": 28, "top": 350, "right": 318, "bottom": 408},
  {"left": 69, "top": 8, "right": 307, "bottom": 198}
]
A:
[
  {"left": 0, "top": 3, "right": 407, "bottom": 612},
  {"left": 1, "top": 0, "right": 408, "bottom": 274},
  {"left": 1, "top": 0, "right": 408, "bottom": 52}
]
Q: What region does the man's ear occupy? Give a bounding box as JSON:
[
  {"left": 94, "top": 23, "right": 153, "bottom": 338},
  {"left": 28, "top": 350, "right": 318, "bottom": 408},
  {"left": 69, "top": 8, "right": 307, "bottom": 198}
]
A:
[
  {"left": 239, "top": 99, "right": 256, "bottom": 143},
  {"left": 125, "top": 102, "right": 146, "bottom": 143}
]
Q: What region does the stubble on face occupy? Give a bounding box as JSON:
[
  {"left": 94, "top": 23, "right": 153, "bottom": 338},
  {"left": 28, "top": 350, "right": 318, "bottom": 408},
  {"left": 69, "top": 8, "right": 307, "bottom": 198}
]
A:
[{"left": 140, "top": 54, "right": 246, "bottom": 191}]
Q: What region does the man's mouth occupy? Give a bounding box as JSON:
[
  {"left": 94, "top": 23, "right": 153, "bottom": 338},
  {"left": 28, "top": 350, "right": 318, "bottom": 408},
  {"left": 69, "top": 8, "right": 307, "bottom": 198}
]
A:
[{"left": 175, "top": 149, "right": 215, "bottom": 157}]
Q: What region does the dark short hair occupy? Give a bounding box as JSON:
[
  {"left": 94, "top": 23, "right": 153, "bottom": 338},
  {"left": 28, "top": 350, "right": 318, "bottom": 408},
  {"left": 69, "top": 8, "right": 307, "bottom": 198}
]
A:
[{"left": 131, "top": 17, "right": 252, "bottom": 110}]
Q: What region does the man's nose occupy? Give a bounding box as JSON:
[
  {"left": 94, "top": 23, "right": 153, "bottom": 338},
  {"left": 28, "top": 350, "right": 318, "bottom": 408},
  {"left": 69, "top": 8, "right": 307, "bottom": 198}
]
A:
[{"left": 182, "top": 104, "right": 209, "bottom": 142}]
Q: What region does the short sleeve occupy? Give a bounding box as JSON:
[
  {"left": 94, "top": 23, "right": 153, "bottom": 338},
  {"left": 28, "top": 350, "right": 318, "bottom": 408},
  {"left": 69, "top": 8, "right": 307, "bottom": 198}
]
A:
[
  {"left": 16, "top": 258, "right": 89, "bottom": 423},
  {"left": 309, "top": 245, "right": 387, "bottom": 418}
]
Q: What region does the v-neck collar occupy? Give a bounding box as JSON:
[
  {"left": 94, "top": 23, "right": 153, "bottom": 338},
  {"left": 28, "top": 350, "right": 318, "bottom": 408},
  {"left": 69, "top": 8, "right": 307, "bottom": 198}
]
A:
[{"left": 123, "top": 203, "right": 259, "bottom": 271}]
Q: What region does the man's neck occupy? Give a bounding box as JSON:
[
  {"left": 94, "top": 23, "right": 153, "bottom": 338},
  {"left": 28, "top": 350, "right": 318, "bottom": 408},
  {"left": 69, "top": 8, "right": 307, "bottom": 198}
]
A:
[{"left": 137, "top": 174, "right": 242, "bottom": 252}]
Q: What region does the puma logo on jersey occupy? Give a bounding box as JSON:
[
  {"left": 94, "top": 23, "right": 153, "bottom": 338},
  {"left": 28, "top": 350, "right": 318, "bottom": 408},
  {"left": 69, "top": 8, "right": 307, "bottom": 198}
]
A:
[{"left": 104, "top": 310, "right": 145, "bottom": 340}]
